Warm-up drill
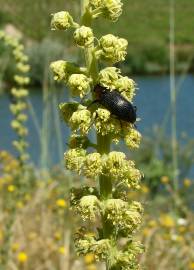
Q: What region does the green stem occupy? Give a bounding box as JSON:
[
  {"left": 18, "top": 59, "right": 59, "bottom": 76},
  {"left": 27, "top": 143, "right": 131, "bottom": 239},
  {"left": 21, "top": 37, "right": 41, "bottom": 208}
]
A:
[
  {"left": 81, "top": 0, "right": 113, "bottom": 249},
  {"left": 169, "top": 0, "right": 178, "bottom": 192}
]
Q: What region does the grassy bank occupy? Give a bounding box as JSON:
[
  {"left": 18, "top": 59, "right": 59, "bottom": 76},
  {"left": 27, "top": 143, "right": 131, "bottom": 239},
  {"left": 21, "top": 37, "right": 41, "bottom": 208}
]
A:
[{"left": 0, "top": 0, "right": 194, "bottom": 79}]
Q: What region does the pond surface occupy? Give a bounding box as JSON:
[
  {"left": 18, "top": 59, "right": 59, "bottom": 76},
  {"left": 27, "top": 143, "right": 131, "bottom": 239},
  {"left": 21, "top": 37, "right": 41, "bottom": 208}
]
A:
[{"left": 0, "top": 75, "right": 194, "bottom": 169}]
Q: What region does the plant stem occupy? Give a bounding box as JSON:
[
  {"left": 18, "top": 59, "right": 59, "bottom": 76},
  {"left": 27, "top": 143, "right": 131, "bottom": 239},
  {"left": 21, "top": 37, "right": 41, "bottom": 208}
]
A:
[
  {"left": 81, "top": 0, "right": 113, "bottom": 248},
  {"left": 169, "top": 0, "right": 178, "bottom": 192}
]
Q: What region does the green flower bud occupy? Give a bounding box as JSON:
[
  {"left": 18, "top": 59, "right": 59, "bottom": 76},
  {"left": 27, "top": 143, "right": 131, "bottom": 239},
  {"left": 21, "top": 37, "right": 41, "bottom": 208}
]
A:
[
  {"left": 101, "top": 0, "right": 123, "bottom": 21},
  {"left": 102, "top": 152, "right": 141, "bottom": 189},
  {"left": 96, "top": 34, "right": 128, "bottom": 63},
  {"left": 124, "top": 129, "right": 142, "bottom": 149},
  {"left": 16, "top": 63, "right": 30, "bottom": 73},
  {"left": 75, "top": 230, "right": 96, "bottom": 256},
  {"left": 105, "top": 199, "right": 126, "bottom": 226},
  {"left": 105, "top": 199, "right": 142, "bottom": 235},
  {"left": 16, "top": 113, "right": 28, "bottom": 122},
  {"left": 14, "top": 75, "right": 30, "bottom": 86},
  {"left": 10, "top": 102, "right": 27, "bottom": 115},
  {"left": 115, "top": 76, "right": 136, "bottom": 101},
  {"left": 65, "top": 148, "right": 86, "bottom": 174},
  {"left": 98, "top": 67, "right": 121, "bottom": 89},
  {"left": 103, "top": 151, "right": 127, "bottom": 178},
  {"left": 50, "top": 60, "right": 76, "bottom": 82},
  {"left": 11, "top": 88, "right": 29, "bottom": 98},
  {"left": 70, "top": 186, "right": 99, "bottom": 207},
  {"left": 13, "top": 47, "right": 28, "bottom": 62},
  {"left": 82, "top": 153, "right": 102, "bottom": 178},
  {"left": 77, "top": 195, "right": 101, "bottom": 221},
  {"left": 92, "top": 239, "right": 111, "bottom": 261},
  {"left": 11, "top": 120, "right": 28, "bottom": 136},
  {"left": 13, "top": 140, "right": 29, "bottom": 153},
  {"left": 51, "top": 11, "right": 76, "bottom": 30},
  {"left": 125, "top": 167, "right": 142, "bottom": 189},
  {"left": 89, "top": 0, "right": 102, "bottom": 8},
  {"left": 69, "top": 108, "right": 92, "bottom": 134},
  {"left": 68, "top": 74, "right": 91, "bottom": 98},
  {"left": 94, "top": 108, "right": 121, "bottom": 138},
  {"left": 74, "top": 26, "right": 94, "bottom": 47}
]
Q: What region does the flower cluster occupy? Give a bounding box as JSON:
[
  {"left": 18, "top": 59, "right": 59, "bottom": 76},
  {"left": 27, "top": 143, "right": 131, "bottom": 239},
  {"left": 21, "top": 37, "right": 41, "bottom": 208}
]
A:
[
  {"left": 50, "top": 1, "right": 143, "bottom": 269},
  {"left": 65, "top": 150, "right": 141, "bottom": 189},
  {"left": 0, "top": 31, "right": 30, "bottom": 164},
  {"left": 96, "top": 34, "right": 128, "bottom": 63}
]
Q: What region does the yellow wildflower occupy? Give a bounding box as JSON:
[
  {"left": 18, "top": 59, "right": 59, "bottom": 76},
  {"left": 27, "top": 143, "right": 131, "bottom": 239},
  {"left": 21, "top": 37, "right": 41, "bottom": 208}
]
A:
[
  {"left": 142, "top": 228, "right": 150, "bottom": 237},
  {"left": 56, "top": 199, "right": 67, "bottom": 208},
  {"left": 54, "top": 231, "right": 62, "bottom": 241},
  {"left": 161, "top": 176, "right": 169, "bottom": 184},
  {"left": 7, "top": 185, "right": 16, "bottom": 192},
  {"left": 16, "top": 201, "right": 24, "bottom": 209},
  {"left": 17, "top": 252, "right": 28, "bottom": 263},
  {"left": 58, "top": 246, "right": 66, "bottom": 255},
  {"left": 160, "top": 214, "right": 175, "bottom": 229},
  {"left": 141, "top": 185, "right": 149, "bottom": 194},
  {"left": 12, "top": 243, "right": 20, "bottom": 252},
  {"left": 84, "top": 253, "right": 95, "bottom": 264},
  {"left": 86, "top": 264, "right": 97, "bottom": 270},
  {"left": 28, "top": 231, "right": 37, "bottom": 240},
  {"left": 183, "top": 178, "right": 192, "bottom": 188},
  {"left": 189, "top": 262, "right": 194, "bottom": 269},
  {"left": 148, "top": 220, "right": 157, "bottom": 228}
]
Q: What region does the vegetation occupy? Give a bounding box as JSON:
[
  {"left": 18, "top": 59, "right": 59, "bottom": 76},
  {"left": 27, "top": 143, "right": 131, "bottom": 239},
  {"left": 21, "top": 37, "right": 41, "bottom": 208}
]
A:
[
  {"left": 0, "top": 0, "right": 194, "bottom": 269},
  {"left": 0, "top": 0, "right": 194, "bottom": 78}
]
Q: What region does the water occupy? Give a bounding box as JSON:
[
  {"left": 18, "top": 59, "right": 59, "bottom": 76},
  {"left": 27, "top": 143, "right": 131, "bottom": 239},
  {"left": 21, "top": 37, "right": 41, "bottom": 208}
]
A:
[{"left": 0, "top": 75, "right": 194, "bottom": 168}]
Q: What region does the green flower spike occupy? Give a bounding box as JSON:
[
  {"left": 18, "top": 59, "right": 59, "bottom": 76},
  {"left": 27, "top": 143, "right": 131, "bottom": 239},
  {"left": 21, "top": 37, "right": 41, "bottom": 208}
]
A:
[{"left": 50, "top": 1, "right": 144, "bottom": 269}]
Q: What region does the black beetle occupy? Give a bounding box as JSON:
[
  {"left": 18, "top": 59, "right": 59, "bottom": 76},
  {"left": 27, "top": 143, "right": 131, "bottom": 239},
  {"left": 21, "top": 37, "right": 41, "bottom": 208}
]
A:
[{"left": 91, "top": 84, "right": 137, "bottom": 124}]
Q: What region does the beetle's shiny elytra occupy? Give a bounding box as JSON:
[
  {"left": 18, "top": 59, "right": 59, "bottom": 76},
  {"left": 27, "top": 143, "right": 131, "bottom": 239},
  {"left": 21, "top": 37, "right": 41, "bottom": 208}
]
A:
[{"left": 93, "top": 84, "right": 137, "bottom": 124}]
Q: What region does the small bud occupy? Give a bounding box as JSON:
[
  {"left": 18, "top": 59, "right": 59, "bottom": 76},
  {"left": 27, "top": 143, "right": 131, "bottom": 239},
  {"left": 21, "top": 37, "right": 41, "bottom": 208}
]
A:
[
  {"left": 68, "top": 74, "right": 91, "bottom": 98},
  {"left": 105, "top": 199, "right": 142, "bottom": 235},
  {"left": 115, "top": 76, "right": 136, "bottom": 101},
  {"left": 96, "top": 34, "right": 128, "bottom": 63},
  {"left": 14, "top": 75, "right": 30, "bottom": 86},
  {"left": 94, "top": 108, "right": 121, "bottom": 137},
  {"left": 11, "top": 88, "right": 29, "bottom": 98},
  {"left": 51, "top": 11, "right": 75, "bottom": 30},
  {"left": 89, "top": 0, "right": 102, "bottom": 8},
  {"left": 101, "top": 0, "right": 123, "bottom": 21},
  {"left": 98, "top": 67, "right": 121, "bottom": 89},
  {"left": 124, "top": 129, "right": 142, "bottom": 149},
  {"left": 103, "top": 151, "right": 127, "bottom": 179},
  {"left": 74, "top": 26, "right": 94, "bottom": 47},
  {"left": 65, "top": 148, "right": 86, "bottom": 174},
  {"left": 82, "top": 153, "right": 102, "bottom": 178},
  {"left": 50, "top": 60, "right": 78, "bottom": 82},
  {"left": 77, "top": 195, "right": 101, "bottom": 221},
  {"left": 69, "top": 108, "right": 92, "bottom": 134}
]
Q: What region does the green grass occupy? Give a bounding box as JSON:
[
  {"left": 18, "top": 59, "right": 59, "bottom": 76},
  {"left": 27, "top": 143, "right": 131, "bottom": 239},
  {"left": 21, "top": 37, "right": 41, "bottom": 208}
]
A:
[
  {"left": 95, "top": 0, "right": 194, "bottom": 46},
  {"left": 1, "top": 0, "right": 194, "bottom": 75}
]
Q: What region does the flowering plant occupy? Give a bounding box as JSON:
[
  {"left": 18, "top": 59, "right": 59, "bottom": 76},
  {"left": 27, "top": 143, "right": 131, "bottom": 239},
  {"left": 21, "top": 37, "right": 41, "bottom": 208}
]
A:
[{"left": 50, "top": 1, "right": 144, "bottom": 269}]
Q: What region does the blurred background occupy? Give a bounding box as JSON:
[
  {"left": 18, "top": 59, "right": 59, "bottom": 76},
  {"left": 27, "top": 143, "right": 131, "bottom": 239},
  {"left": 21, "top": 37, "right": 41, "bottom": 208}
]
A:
[{"left": 0, "top": 0, "right": 194, "bottom": 270}]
